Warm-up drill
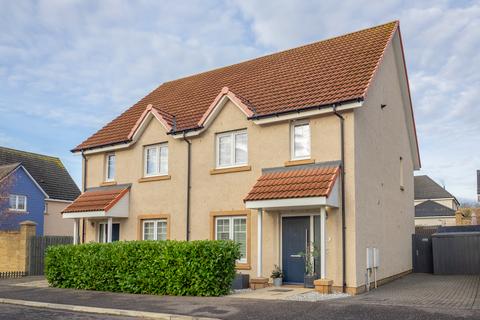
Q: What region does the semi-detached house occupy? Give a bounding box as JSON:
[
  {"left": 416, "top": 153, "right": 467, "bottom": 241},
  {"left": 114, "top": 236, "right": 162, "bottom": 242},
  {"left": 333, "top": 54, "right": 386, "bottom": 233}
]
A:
[{"left": 63, "top": 21, "right": 420, "bottom": 294}]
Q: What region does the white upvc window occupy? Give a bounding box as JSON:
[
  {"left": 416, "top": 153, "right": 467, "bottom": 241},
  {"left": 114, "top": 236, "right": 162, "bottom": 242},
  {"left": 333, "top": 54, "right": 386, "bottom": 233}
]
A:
[
  {"left": 105, "top": 153, "right": 116, "bottom": 181},
  {"left": 9, "top": 194, "right": 27, "bottom": 212},
  {"left": 144, "top": 144, "right": 168, "bottom": 177},
  {"left": 216, "top": 130, "right": 247, "bottom": 168},
  {"left": 291, "top": 121, "right": 311, "bottom": 160},
  {"left": 215, "top": 216, "right": 247, "bottom": 263},
  {"left": 142, "top": 219, "right": 167, "bottom": 241}
]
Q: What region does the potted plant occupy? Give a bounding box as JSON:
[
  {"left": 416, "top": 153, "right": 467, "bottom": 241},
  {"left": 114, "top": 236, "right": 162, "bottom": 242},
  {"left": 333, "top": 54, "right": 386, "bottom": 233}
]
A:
[
  {"left": 270, "top": 265, "right": 284, "bottom": 287},
  {"left": 299, "top": 242, "right": 319, "bottom": 288}
]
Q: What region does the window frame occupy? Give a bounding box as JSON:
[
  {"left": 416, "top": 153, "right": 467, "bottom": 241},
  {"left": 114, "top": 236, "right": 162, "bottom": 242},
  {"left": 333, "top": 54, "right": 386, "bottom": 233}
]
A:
[
  {"left": 105, "top": 153, "right": 116, "bottom": 182},
  {"left": 142, "top": 219, "right": 168, "bottom": 241},
  {"left": 290, "top": 120, "right": 311, "bottom": 160},
  {"left": 214, "top": 216, "right": 248, "bottom": 264},
  {"left": 9, "top": 194, "right": 27, "bottom": 212},
  {"left": 215, "top": 129, "right": 248, "bottom": 169},
  {"left": 143, "top": 143, "right": 169, "bottom": 177}
]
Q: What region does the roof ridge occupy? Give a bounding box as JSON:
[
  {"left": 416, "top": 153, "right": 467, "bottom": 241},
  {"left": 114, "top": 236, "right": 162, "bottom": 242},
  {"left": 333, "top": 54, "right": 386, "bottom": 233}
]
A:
[
  {"left": 0, "top": 146, "right": 60, "bottom": 161},
  {"left": 163, "top": 21, "right": 399, "bottom": 85}
]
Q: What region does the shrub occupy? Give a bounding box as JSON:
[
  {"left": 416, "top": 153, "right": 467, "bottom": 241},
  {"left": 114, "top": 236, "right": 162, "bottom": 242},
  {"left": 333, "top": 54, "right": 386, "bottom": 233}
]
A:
[{"left": 45, "top": 240, "right": 240, "bottom": 296}]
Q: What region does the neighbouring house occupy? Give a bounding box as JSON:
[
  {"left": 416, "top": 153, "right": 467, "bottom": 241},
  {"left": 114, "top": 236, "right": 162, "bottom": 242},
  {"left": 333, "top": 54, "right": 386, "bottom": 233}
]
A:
[
  {"left": 414, "top": 175, "right": 459, "bottom": 227},
  {"left": 0, "top": 147, "right": 80, "bottom": 236},
  {"left": 63, "top": 21, "right": 420, "bottom": 294}
]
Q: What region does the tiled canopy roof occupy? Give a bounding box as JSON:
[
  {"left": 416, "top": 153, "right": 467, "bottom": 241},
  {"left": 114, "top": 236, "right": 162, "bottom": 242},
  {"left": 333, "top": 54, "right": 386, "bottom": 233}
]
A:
[
  {"left": 244, "top": 165, "right": 340, "bottom": 201},
  {"left": 74, "top": 21, "right": 399, "bottom": 151},
  {"left": 0, "top": 146, "right": 80, "bottom": 201},
  {"left": 62, "top": 186, "right": 129, "bottom": 213}
]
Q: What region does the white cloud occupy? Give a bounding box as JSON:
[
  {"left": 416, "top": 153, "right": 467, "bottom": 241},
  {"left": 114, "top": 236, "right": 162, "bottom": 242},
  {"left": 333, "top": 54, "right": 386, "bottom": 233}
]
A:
[{"left": 0, "top": 0, "right": 478, "bottom": 200}]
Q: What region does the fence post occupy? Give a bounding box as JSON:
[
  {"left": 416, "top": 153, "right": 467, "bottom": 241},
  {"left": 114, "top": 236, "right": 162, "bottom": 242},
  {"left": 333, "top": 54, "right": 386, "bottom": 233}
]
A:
[{"left": 19, "top": 221, "right": 37, "bottom": 274}]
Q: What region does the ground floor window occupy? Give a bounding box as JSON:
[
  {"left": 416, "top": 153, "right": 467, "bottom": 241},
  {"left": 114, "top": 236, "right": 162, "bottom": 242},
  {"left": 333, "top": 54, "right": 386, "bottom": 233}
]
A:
[
  {"left": 142, "top": 219, "right": 167, "bottom": 240},
  {"left": 215, "top": 216, "right": 247, "bottom": 263}
]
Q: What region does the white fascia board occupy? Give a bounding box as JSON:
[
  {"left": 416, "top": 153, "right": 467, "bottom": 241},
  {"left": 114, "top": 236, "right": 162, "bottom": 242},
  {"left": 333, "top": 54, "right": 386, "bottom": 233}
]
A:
[
  {"left": 75, "top": 142, "right": 134, "bottom": 155},
  {"left": 63, "top": 211, "right": 105, "bottom": 219},
  {"left": 245, "top": 197, "right": 328, "bottom": 209},
  {"left": 46, "top": 198, "right": 73, "bottom": 204},
  {"left": 252, "top": 101, "right": 363, "bottom": 125}
]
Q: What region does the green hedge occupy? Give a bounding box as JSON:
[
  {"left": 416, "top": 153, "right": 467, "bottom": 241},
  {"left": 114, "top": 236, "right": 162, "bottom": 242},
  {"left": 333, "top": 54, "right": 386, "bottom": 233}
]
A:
[{"left": 45, "top": 240, "right": 240, "bottom": 296}]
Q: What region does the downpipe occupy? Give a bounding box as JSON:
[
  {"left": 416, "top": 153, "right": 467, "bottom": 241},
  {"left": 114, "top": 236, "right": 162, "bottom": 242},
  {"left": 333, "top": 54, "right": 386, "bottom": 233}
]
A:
[{"left": 333, "top": 105, "right": 347, "bottom": 292}]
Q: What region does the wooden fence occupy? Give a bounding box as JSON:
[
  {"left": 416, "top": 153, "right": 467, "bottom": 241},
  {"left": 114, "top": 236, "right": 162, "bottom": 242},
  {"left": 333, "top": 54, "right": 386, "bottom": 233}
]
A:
[
  {"left": 0, "top": 271, "right": 28, "bottom": 279},
  {"left": 28, "top": 235, "right": 73, "bottom": 276}
]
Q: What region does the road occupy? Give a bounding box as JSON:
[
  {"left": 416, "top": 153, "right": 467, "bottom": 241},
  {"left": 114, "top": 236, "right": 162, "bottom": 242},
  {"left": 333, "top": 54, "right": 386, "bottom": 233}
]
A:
[{"left": 0, "top": 304, "right": 136, "bottom": 320}]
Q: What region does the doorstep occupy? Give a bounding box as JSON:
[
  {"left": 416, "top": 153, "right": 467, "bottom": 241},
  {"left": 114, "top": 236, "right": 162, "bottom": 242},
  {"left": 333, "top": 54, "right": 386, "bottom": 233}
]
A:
[{"left": 231, "top": 286, "right": 314, "bottom": 300}]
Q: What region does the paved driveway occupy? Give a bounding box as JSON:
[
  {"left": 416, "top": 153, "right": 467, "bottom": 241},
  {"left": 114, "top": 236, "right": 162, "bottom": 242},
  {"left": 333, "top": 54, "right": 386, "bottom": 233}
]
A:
[{"left": 350, "top": 273, "right": 480, "bottom": 310}]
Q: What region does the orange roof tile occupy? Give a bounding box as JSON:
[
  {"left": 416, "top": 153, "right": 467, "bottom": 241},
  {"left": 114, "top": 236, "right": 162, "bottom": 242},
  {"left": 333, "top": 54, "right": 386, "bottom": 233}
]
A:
[
  {"left": 74, "top": 21, "right": 399, "bottom": 151},
  {"left": 62, "top": 186, "right": 129, "bottom": 213},
  {"left": 244, "top": 165, "right": 340, "bottom": 201}
]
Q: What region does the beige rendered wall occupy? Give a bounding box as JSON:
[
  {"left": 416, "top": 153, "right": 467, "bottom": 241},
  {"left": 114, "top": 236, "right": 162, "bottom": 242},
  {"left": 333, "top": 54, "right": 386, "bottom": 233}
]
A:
[
  {"left": 44, "top": 200, "right": 74, "bottom": 236},
  {"left": 82, "top": 99, "right": 356, "bottom": 286},
  {"left": 353, "top": 32, "right": 415, "bottom": 288},
  {"left": 83, "top": 118, "right": 188, "bottom": 243}
]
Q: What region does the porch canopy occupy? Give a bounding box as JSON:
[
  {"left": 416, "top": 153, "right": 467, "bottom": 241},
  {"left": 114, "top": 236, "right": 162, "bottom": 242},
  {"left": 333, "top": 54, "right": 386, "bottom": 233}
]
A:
[
  {"left": 244, "top": 163, "right": 340, "bottom": 210},
  {"left": 244, "top": 163, "right": 340, "bottom": 279},
  {"left": 62, "top": 184, "right": 130, "bottom": 243}
]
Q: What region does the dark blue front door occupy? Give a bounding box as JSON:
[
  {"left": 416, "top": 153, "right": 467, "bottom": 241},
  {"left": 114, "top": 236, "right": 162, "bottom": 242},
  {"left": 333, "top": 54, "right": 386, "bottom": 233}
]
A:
[
  {"left": 282, "top": 216, "right": 310, "bottom": 283},
  {"left": 112, "top": 223, "right": 120, "bottom": 242}
]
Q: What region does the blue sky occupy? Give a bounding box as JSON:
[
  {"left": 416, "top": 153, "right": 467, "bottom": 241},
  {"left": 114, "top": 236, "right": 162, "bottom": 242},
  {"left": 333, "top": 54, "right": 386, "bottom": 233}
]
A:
[{"left": 1, "top": 0, "right": 479, "bottom": 201}]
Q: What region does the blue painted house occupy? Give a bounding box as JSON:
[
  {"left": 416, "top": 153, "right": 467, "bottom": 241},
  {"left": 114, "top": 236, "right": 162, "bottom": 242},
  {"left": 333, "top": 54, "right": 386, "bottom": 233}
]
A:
[
  {"left": 0, "top": 163, "right": 47, "bottom": 235},
  {"left": 0, "top": 147, "right": 80, "bottom": 236}
]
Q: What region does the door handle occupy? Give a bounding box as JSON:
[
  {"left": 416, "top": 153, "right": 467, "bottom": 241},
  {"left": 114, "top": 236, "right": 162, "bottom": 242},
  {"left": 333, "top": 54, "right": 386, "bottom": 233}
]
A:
[{"left": 290, "top": 254, "right": 301, "bottom": 258}]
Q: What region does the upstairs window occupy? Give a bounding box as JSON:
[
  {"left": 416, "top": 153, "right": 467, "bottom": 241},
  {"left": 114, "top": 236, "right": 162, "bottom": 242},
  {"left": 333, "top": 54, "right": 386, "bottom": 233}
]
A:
[
  {"left": 291, "top": 121, "right": 311, "bottom": 160},
  {"left": 105, "top": 153, "right": 115, "bottom": 181},
  {"left": 9, "top": 194, "right": 27, "bottom": 212},
  {"left": 144, "top": 144, "right": 168, "bottom": 177},
  {"left": 216, "top": 130, "right": 247, "bottom": 168}
]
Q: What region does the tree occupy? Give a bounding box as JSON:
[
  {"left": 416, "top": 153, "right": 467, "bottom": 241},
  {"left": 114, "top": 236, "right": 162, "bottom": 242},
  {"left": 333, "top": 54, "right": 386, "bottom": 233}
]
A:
[{"left": 0, "top": 173, "right": 17, "bottom": 227}]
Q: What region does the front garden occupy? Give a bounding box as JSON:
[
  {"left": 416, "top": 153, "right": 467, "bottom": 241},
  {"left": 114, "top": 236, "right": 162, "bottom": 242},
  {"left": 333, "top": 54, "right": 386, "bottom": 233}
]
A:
[{"left": 45, "top": 240, "right": 239, "bottom": 296}]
